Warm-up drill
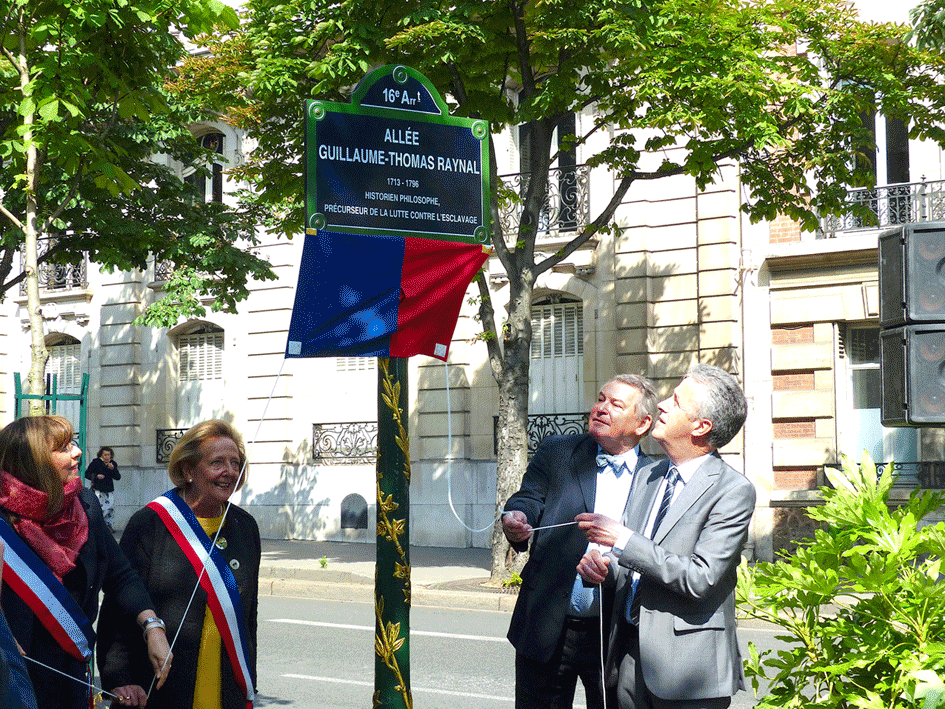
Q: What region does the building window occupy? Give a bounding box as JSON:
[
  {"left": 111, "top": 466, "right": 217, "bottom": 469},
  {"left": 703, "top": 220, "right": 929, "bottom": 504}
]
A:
[
  {"left": 178, "top": 327, "right": 224, "bottom": 382},
  {"left": 842, "top": 325, "right": 917, "bottom": 466},
  {"left": 183, "top": 131, "right": 225, "bottom": 204},
  {"left": 46, "top": 340, "right": 82, "bottom": 390},
  {"left": 336, "top": 357, "right": 376, "bottom": 373},
  {"left": 529, "top": 295, "right": 584, "bottom": 415},
  {"left": 20, "top": 236, "right": 88, "bottom": 294}
]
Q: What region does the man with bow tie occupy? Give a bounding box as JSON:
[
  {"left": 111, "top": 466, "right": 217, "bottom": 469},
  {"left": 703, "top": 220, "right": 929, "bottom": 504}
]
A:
[
  {"left": 502, "top": 374, "right": 658, "bottom": 709},
  {"left": 576, "top": 364, "right": 756, "bottom": 709}
]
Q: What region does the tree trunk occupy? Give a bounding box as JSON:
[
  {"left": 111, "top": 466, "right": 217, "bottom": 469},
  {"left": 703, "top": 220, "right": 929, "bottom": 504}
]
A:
[
  {"left": 489, "top": 279, "right": 535, "bottom": 583},
  {"left": 15, "top": 22, "right": 47, "bottom": 414}
]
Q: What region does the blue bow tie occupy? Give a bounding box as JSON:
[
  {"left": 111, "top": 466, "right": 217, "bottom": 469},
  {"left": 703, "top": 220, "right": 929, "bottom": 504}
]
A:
[{"left": 596, "top": 454, "right": 628, "bottom": 476}]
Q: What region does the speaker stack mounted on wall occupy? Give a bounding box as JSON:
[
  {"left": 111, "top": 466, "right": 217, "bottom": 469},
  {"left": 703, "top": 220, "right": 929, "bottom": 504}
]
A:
[{"left": 879, "top": 222, "right": 945, "bottom": 425}]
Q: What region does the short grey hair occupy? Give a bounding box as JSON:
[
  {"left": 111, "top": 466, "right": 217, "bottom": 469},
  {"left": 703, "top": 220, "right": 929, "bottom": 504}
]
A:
[
  {"left": 684, "top": 364, "right": 747, "bottom": 449},
  {"left": 606, "top": 374, "right": 658, "bottom": 434}
]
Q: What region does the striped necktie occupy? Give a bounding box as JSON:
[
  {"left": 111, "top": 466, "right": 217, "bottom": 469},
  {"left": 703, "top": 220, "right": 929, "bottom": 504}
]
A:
[{"left": 627, "top": 465, "right": 681, "bottom": 623}]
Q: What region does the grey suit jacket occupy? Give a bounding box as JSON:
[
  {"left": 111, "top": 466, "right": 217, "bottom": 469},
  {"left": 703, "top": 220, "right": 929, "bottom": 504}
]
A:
[
  {"left": 505, "top": 434, "right": 651, "bottom": 663},
  {"left": 607, "top": 453, "right": 755, "bottom": 701}
]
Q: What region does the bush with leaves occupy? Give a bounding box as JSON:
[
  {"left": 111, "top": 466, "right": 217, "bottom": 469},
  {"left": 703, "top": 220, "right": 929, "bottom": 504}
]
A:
[{"left": 737, "top": 452, "right": 945, "bottom": 709}]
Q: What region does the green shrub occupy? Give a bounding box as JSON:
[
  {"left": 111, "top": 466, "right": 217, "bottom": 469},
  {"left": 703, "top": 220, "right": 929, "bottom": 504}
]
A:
[
  {"left": 737, "top": 452, "right": 945, "bottom": 709},
  {"left": 501, "top": 571, "right": 523, "bottom": 589}
]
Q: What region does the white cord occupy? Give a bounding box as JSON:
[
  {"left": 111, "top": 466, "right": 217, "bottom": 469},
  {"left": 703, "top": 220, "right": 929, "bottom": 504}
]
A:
[
  {"left": 444, "top": 361, "right": 502, "bottom": 534},
  {"left": 599, "top": 599, "right": 607, "bottom": 709},
  {"left": 21, "top": 654, "right": 118, "bottom": 701},
  {"left": 442, "top": 362, "right": 610, "bottom": 705}
]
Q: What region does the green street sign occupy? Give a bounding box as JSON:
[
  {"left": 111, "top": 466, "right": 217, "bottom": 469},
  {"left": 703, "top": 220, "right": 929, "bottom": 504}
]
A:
[{"left": 305, "top": 65, "right": 491, "bottom": 245}]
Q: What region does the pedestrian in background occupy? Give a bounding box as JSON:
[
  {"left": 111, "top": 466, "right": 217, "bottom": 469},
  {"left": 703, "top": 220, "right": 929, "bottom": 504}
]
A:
[{"left": 85, "top": 446, "right": 120, "bottom": 532}]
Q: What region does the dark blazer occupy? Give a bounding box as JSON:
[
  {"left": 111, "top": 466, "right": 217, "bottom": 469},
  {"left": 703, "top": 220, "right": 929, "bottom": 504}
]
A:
[
  {"left": 609, "top": 454, "right": 755, "bottom": 701},
  {"left": 98, "top": 501, "right": 260, "bottom": 709},
  {"left": 84, "top": 457, "right": 121, "bottom": 493},
  {"left": 0, "top": 489, "right": 153, "bottom": 709},
  {"left": 504, "top": 434, "right": 651, "bottom": 663}
]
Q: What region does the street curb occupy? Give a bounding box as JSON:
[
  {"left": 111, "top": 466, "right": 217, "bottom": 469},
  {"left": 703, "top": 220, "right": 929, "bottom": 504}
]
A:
[{"left": 259, "top": 577, "right": 516, "bottom": 612}]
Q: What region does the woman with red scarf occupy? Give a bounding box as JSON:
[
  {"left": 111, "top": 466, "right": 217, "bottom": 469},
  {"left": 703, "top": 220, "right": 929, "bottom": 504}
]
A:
[{"left": 0, "top": 416, "right": 172, "bottom": 708}]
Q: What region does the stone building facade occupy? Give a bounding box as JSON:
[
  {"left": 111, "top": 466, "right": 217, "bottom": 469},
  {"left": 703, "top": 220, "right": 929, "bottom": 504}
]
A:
[{"left": 0, "top": 0, "right": 939, "bottom": 560}]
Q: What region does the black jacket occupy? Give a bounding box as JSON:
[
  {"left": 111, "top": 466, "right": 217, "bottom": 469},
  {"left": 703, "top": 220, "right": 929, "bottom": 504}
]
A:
[
  {"left": 0, "top": 489, "right": 153, "bottom": 709},
  {"left": 84, "top": 457, "right": 121, "bottom": 493},
  {"left": 98, "top": 500, "right": 260, "bottom": 709},
  {"left": 504, "top": 434, "right": 651, "bottom": 663}
]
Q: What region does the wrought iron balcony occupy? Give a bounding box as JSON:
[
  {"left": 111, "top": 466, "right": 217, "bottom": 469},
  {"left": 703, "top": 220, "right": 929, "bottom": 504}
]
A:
[
  {"left": 498, "top": 164, "right": 590, "bottom": 238},
  {"left": 493, "top": 412, "right": 588, "bottom": 457},
  {"left": 312, "top": 422, "right": 378, "bottom": 465},
  {"left": 20, "top": 236, "right": 88, "bottom": 294},
  {"left": 153, "top": 259, "right": 175, "bottom": 282},
  {"left": 820, "top": 178, "right": 945, "bottom": 237},
  {"left": 824, "top": 460, "right": 945, "bottom": 488},
  {"left": 156, "top": 428, "right": 188, "bottom": 464}
]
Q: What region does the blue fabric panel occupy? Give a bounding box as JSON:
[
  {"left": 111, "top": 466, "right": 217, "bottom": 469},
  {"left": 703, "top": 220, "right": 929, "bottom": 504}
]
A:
[{"left": 285, "top": 230, "right": 404, "bottom": 357}]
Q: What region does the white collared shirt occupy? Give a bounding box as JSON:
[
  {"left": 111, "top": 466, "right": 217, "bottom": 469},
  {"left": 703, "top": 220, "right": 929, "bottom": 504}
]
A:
[
  {"left": 593, "top": 445, "right": 639, "bottom": 525},
  {"left": 614, "top": 452, "right": 712, "bottom": 550}
]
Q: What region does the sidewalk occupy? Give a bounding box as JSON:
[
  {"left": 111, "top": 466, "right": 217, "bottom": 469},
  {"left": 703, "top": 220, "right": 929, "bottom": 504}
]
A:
[{"left": 258, "top": 539, "right": 519, "bottom": 612}]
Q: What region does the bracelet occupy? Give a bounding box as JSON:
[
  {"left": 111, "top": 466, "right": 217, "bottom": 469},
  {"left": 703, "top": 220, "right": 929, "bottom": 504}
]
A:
[{"left": 141, "top": 617, "right": 165, "bottom": 639}]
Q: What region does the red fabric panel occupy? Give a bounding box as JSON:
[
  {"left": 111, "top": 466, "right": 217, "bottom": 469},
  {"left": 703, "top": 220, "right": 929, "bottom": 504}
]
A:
[{"left": 389, "top": 239, "right": 489, "bottom": 360}]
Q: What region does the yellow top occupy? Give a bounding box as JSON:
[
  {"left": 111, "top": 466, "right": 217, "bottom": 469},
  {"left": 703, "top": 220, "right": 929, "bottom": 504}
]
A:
[{"left": 194, "top": 515, "right": 223, "bottom": 709}]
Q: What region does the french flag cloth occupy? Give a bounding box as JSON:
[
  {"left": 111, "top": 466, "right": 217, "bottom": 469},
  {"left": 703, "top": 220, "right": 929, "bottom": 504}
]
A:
[
  {"left": 148, "top": 490, "right": 254, "bottom": 708},
  {"left": 0, "top": 518, "right": 94, "bottom": 661},
  {"left": 285, "top": 230, "right": 489, "bottom": 361}
]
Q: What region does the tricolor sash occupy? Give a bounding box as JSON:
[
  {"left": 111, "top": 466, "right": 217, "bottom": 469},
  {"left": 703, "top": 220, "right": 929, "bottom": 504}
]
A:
[
  {"left": 0, "top": 517, "right": 94, "bottom": 661},
  {"left": 148, "top": 490, "right": 254, "bottom": 707}
]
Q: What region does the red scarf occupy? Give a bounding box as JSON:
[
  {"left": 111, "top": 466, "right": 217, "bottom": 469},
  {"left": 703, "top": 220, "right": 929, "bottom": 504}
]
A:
[{"left": 0, "top": 472, "right": 89, "bottom": 581}]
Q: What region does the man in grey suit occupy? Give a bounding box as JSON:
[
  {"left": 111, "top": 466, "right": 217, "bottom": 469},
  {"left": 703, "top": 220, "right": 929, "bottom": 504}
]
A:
[
  {"left": 576, "top": 364, "right": 755, "bottom": 709},
  {"left": 503, "top": 374, "right": 658, "bottom": 709}
]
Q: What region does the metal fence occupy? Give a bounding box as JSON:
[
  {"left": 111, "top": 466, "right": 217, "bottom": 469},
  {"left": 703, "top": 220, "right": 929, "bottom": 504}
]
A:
[
  {"left": 312, "top": 422, "right": 378, "bottom": 465},
  {"left": 824, "top": 460, "right": 945, "bottom": 489},
  {"left": 498, "top": 164, "right": 590, "bottom": 237},
  {"left": 820, "top": 179, "right": 945, "bottom": 236},
  {"left": 20, "top": 236, "right": 88, "bottom": 294},
  {"left": 493, "top": 412, "right": 588, "bottom": 457},
  {"left": 156, "top": 428, "right": 187, "bottom": 464}
]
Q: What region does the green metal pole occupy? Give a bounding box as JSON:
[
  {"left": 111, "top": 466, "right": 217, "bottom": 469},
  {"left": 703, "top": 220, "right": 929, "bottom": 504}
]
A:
[
  {"left": 14, "top": 372, "right": 22, "bottom": 418},
  {"left": 78, "top": 373, "right": 89, "bottom": 474},
  {"left": 374, "top": 357, "right": 411, "bottom": 709}
]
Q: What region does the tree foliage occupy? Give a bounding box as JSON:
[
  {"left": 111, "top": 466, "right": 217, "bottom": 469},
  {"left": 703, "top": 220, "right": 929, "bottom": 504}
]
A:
[
  {"left": 738, "top": 452, "right": 945, "bottom": 709},
  {"left": 0, "top": 0, "right": 277, "bottom": 402},
  {"left": 185, "top": 0, "right": 945, "bottom": 577},
  {"left": 910, "top": 0, "right": 945, "bottom": 49}
]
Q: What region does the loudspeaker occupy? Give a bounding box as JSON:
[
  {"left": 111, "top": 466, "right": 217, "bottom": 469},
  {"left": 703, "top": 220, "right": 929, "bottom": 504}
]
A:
[
  {"left": 879, "top": 222, "right": 945, "bottom": 327},
  {"left": 881, "top": 324, "right": 945, "bottom": 425}
]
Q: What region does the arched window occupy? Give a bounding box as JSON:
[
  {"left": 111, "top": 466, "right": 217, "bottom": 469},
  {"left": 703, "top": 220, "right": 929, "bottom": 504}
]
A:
[
  {"left": 46, "top": 334, "right": 82, "bottom": 390},
  {"left": 44, "top": 334, "right": 83, "bottom": 428},
  {"left": 529, "top": 295, "right": 584, "bottom": 414},
  {"left": 177, "top": 323, "right": 224, "bottom": 382},
  {"left": 183, "top": 131, "right": 225, "bottom": 203},
  {"left": 173, "top": 321, "right": 225, "bottom": 427}
]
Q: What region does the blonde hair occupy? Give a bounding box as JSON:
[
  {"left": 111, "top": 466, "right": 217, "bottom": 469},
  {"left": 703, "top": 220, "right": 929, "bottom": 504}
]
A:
[
  {"left": 168, "top": 420, "right": 248, "bottom": 492},
  {"left": 0, "top": 415, "right": 75, "bottom": 517}
]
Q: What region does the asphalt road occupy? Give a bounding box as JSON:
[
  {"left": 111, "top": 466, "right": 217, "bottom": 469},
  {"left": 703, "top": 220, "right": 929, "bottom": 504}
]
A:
[{"left": 254, "top": 595, "right": 783, "bottom": 709}]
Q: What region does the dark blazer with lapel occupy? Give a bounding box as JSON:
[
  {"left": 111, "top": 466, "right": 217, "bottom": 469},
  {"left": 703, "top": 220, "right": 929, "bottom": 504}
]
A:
[
  {"left": 98, "top": 502, "right": 260, "bottom": 709},
  {"left": 505, "top": 433, "right": 650, "bottom": 663},
  {"left": 608, "top": 453, "right": 755, "bottom": 701}
]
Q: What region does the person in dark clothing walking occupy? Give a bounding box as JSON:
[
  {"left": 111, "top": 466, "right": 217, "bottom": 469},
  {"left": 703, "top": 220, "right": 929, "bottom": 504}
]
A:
[{"left": 85, "top": 446, "right": 120, "bottom": 531}]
